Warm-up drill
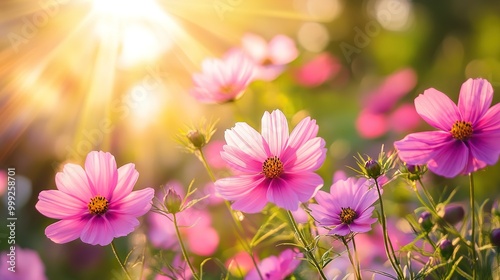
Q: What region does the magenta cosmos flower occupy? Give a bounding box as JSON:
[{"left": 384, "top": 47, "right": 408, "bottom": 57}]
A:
[
  {"left": 309, "top": 177, "right": 379, "bottom": 236},
  {"left": 36, "top": 151, "right": 154, "bottom": 246},
  {"left": 245, "top": 249, "right": 302, "bottom": 280},
  {"left": 190, "top": 51, "right": 254, "bottom": 103},
  {"left": 394, "top": 78, "right": 500, "bottom": 177},
  {"left": 215, "top": 109, "right": 326, "bottom": 213}
]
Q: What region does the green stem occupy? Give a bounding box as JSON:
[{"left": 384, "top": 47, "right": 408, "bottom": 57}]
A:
[
  {"left": 341, "top": 237, "right": 361, "bottom": 280},
  {"left": 469, "top": 173, "right": 477, "bottom": 280},
  {"left": 351, "top": 236, "right": 362, "bottom": 280},
  {"left": 110, "top": 241, "right": 133, "bottom": 280},
  {"left": 418, "top": 178, "right": 436, "bottom": 210},
  {"left": 374, "top": 178, "right": 405, "bottom": 279},
  {"left": 287, "top": 210, "right": 328, "bottom": 280},
  {"left": 197, "top": 148, "right": 264, "bottom": 280},
  {"left": 173, "top": 213, "right": 200, "bottom": 280}
]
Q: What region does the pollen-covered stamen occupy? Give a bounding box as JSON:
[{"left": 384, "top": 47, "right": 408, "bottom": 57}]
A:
[
  {"left": 450, "top": 120, "right": 473, "bottom": 140},
  {"left": 88, "top": 195, "right": 109, "bottom": 215},
  {"left": 340, "top": 207, "right": 358, "bottom": 225},
  {"left": 262, "top": 156, "right": 284, "bottom": 179}
]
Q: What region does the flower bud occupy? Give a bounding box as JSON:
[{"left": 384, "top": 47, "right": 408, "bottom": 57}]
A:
[
  {"left": 405, "top": 164, "right": 425, "bottom": 181},
  {"left": 164, "top": 188, "right": 182, "bottom": 214},
  {"left": 187, "top": 130, "right": 206, "bottom": 149},
  {"left": 491, "top": 228, "right": 500, "bottom": 247},
  {"left": 438, "top": 239, "right": 453, "bottom": 260},
  {"left": 418, "top": 211, "right": 433, "bottom": 232},
  {"left": 438, "top": 204, "right": 465, "bottom": 225},
  {"left": 364, "top": 159, "right": 382, "bottom": 179}
]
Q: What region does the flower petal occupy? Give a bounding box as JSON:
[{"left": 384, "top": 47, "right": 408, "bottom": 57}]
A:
[
  {"left": 80, "top": 216, "right": 115, "bottom": 246},
  {"left": 394, "top": 131, "right": 452, "bottom": 165},
  {"left": 221, "top": 145, "right": 263, "bottom": 173},
  {"left": 348, "top": 222, "right": 374, "bottom": 234},
  {"left": 458, "top": 78, "right": 493, "bottom": 124},
  {"left": 111, "top": 163, "right": 139, "bottom": 202},
  {"left": 106, "top": 213, "right": 140, "bottom": 238},
  {"left": 268, "top": 35, "right": 298, "bottom": 65},
  {"left": 215, "top": 175, "right": 265, "bottom": 201},
  {"left": 427, "top": 140, "right": 469, "bottom": 177},
  {"left": 261, "top": 110, "right": 289, "bottom": 157},
  {"left": 282, "top": 172, "right": 323, "bottom": 202},
  {"left": 330, "top": 224, "right": 350, "bottom": 236},
  {"left": 241, "top": 33, "right": 268, "bottom": 62},
  {"left": 36, "top": 190, "right": 86, "bottom": 219},
  {"left": 267, "top": 178, "right": 299, "bottom": 211},
  {"left": 231, "top": 184, "right": 268, "bottom": 213},
  {"left": 284, "top": 137, "right": 326, "bottom": 172},
  {"left": 111, "top": 188, "right": 154, "bottom": 216},
  {"left": 55, "top": 163, "right": 93, "bottom": 203},
  {"left": 45, "top": 218, "right": 88, "bottom": 244},
  {"left": 84, "top": 151, "right": 118, "bottom": 198},
  {"left": 281, "top": 116, "right": 318, "bottom": 159},
  {"left": 415, "top": 88, "right": 460, "bottom": 131},
  {"left": 225, "top": 123, "right": 268, "bottom": 162}
]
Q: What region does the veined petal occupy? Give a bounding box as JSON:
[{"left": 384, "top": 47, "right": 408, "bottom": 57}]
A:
[
  {"left": 221, "top": 145, "right": 263, "bottom": 173},
  {"left": 225, "top": 123, "right": 268, "bottom": 161},
  {"left": 415, "top": 88, "right": 460, "bottom": 131},
  {"left": 84, "top": 151, "right": 118, "bottom": 198},
  {"left": 468, "top": 136, "right": 500, "bottom": 166},
  {"left": 215, "top": 175, "right": 266, "bottom": 201},
  {"left": 55, "top": 163, "right": 93, "bottom": 203},
  {"left": 36, "top": 190, "right": 86, "bottom": 219},
  {"left": 111, "top": 163, "right": 139, "bottom": 202},
  {"left": 231, "top": 184, "right": 268, "bottom": 213},
  {"left": 267, "top": 178, "right": 300, "bottom": 211},
  {"left": 426, "top": 140, "right": 469, "bottom": 177},
  {"left": 261, "top": 110, "right": 289, "bottom": 157},
  {"left": 285, "top": 137, "right": 326, "bottom": 172},
  {"left": 45, "top": 218, "right": 88, "bottom": 244},
  {"left": 348, "top": 223, "right": 373, "bottom": 234},
  {"left": 476, "top": 103, "right": 500, "bottom": 133},
  {"left": 80, "top": 216, "right": 115, "bottom": 246},
  {"left": 331, "top": 224, "right": 350, "bottom": 236},
  {"left": 282, "top": 173, "right": 323, "bottom": 202},
  {"left": 458, "top": 78, "right": 493, "bottom": 124},
  {"left": 281, "top": 117, "right": 319, "bottom": 160},
  {"left": 105, "top": 213, "right": 140, "bottom": 238},
  {"left": 394, "top": 131, "right": 452, "bottom": 165},
  {"left": 110, "top": 188, "right": 154, "bottom": 216}
]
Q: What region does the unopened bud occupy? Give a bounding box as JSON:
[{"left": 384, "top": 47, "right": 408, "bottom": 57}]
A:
[
  {"left": 164, "top": 188, "right": 182, "bottom": 214},
  {"left": 406, "top": 164, "right": 425, "bottom": 181},
  {"left": 491, "top": 228, "right": 500, "bottom": 247},
  {"left": 438, "top": 204, "right": 465, "bottom": 225},
  {"left": 187, "top": 130, "right": 206, "bottom": 149},
  {"left": 418, "top": 211, "right": 433, "bottom": 232},
  {"left": 364, "top": 159, "right": 382, "bottom": 179},
  {"left": 438, "top": 239, "right": 453, "bottom": 260}
]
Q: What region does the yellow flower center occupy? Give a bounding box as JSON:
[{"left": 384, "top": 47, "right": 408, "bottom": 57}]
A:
[
  {"left": 262, "top": 156, "right": 284, "bottom": 179},
  {"left": 450, "top": 121, "right": 473, "bottom": 140},
  {"left": 340, "top": 207, "right": 357, "bottom": 225},
  {"left": 88, "top": 195, "right": 109, "bottom": 215}
]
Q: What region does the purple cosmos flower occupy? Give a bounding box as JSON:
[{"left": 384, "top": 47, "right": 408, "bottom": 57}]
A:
[
  {"left": 190, "top": 51, "right": 255, "bottom": 103},
  {"left": 245, "top": 249, "right": 302, "bottom": 280},
  {"left": 36, "top": 151, "right": 154, "bottom": 246},
  {"left": 309, "top": 177, "right": 379, "bottom": 236},
  {"left": 394, "top": 78, "right": 500, "bottom": 177},
  {"left": 215, "top": 109, "right": 326, "bottom": 213}
]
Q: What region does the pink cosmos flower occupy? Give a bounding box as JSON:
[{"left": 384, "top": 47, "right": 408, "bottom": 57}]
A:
[
  {"left": 0, "top": 247, "right": 47, "bottom": 280},
  {"left": 36, "top": 151, "right": 154, "bottom": 246},
  {"left": 309, "top": 177, "right": 379, "bottom": 236},
  {"left": 294, "top": 53, "right": 341, "bottom": 87},
  {"left": 240, "top": 33, "right": 298, "bottom": 81},
  {"left": 245, "top": 249, "right": 302, "bottom": 280},
  {"left": 394, "top": 78, "right": 500, "bottom": 177},
  {"left": 190, "top": 51, "right": 254, "bottom": 103},
  {"left": 215, "top": 109, "right": 326, "bottom": 213}
]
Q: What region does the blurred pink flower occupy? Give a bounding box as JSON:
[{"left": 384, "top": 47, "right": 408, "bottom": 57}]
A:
[
  {"left": 205, "top": 140, "right": 227, "bottom": 169},
  {"left": 155, "top": 255, "right": 193, "bottom": 280},
  {"left": 148, "top": 184, "right": 220, "bottom": 256},
  {"left": 0, "top": 247, "right": 47, "bottom": 280},
  {"left": 215, "top": 109, "right": 326, "bottom": 213},
  {"left": 245, "top": 249, "right": 302, "bottom": 280},
  {"left": 356, "top": 68, "right": 419, "bottom": 138},
  {"left": 309, "top": 177, "right": 379, "bottom": 236},
  {"left": 294, "top": 53, "right": 341, "bottom": 87},
  {"left": 394, "top": 78, "right": 500, "bottom": 177},
  {"left": 36, "top": 151, "right": 154, "bottom": 246},
  {"left": 226, "top": 251, "right": 257, "bottom": 277},
  {"left": 0, "top": 170, "right": 6, "bottom": 196},
  {"left": 190, "top": 51, "right": 254, "bottom": 103},
  {"left": 240, "top": 33, "right": 298, "bottom": 81}
]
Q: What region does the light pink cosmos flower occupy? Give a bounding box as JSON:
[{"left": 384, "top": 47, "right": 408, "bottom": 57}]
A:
[
  {"left": 36, "top": 151, "right": 154, "bottom": 246},
  {"left": 309, "top": 177, "right": 379, "bottom": 236},
  {"left": 394, "top": 78, "right": 500, "bottom": 177},
  {"left": 0, "top": 247, "right": 47, "bottom": 280},
  {"left": 190, "top": 51, "right": 255, "bottom": 103},
  {"left": 240, "top": 33, "right": 298, "bottom": 81},
  {"left": 215, "top": 109, "right": 326, "bottom": 213},
  {"left": 245, "top": 249, "right": 302, "bottom": 280},
  {"left": 294, "top": 53, "right": 341, "bottom": 87}
]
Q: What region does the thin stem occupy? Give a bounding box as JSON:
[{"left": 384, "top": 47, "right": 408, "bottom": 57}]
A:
[
  {"left": 173, "top": 213, "right": 200, "bottom": 280},
  {"left": 469, "top": 173, "right": 477, "bottom": 280},
  {"left": 197, "top": 148, "right": 264, "bottom": 280},
  {"left": 110, "top": 241, "right": 133, "bottom": 280},
  {"left": 341, "top": 237, "right": 362, "bottom": 280},
  {"left": 286, "top": 210, "right": 328, "bottom": 280},
  {"left": 351, "top": 236, "right": 362, "bottom": 280},
  {"left": 374, "top": 178, "right": 405, "bottom": 279},
  {"left": 418, "top": 178, "right": 436, "bottom": 210}
]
